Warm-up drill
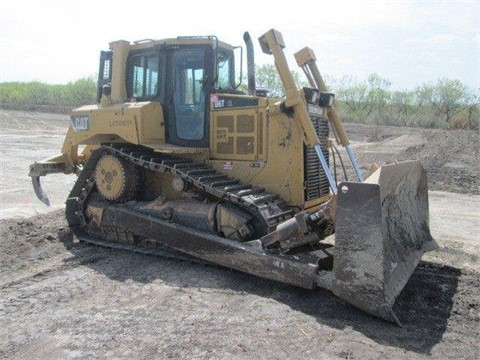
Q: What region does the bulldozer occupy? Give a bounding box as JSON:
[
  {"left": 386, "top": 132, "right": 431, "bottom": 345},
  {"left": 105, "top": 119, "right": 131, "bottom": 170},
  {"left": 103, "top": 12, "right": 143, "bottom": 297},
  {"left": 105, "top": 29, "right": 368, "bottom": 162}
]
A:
[{"left": 29, "top": 29, "right": 437, "bottom": 324}]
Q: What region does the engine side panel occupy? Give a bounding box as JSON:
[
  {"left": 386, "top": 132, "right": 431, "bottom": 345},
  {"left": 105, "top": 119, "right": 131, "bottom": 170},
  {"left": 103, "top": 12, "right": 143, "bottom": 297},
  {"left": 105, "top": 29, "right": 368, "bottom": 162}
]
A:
[
  {"left": 209, "top": 94, "right": 330, "bottom": 209},
  {"left": 68, "top": 101, "right": 165, "bottom": 146}
]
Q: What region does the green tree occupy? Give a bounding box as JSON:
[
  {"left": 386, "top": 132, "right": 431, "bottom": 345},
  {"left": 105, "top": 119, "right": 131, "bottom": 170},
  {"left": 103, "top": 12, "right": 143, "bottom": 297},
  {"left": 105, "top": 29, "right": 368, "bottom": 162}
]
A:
[
  {"left": 255, "top": 64, "right": 307, "bottom": 98},
  {"left": 66, "top": 77, "right": 97, "bottom": 105},
  {"left": 365, "top": 74, "right": 392, "bottom": 124},
  {"left": 334, "top": 73, "right": 391, "bottom": 123},
  {"left": 466, "top": 94, "right": 479, "bottom": 129},
  {"left": 416, "top": 78, "right": 474, "bottom": 125},
  {"left": 0, "top": 78, "right": 96, "bottom": 107},
  {"left": 335, "top": 75, "right": 370, "bottom": 116}
]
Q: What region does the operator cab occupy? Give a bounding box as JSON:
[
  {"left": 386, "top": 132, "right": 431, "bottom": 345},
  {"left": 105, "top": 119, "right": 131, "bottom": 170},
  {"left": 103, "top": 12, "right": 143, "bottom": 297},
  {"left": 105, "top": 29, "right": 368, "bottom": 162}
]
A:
[{"left": 97, "top": 37, "right": 242, "bottom": 148}]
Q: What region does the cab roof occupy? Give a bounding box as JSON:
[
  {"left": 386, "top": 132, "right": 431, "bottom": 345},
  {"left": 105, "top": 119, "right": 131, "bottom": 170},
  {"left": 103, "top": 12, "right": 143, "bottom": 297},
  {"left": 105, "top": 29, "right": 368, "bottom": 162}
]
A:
[{"left": 110, "top": 36, "right": 234, "bottom": 52}]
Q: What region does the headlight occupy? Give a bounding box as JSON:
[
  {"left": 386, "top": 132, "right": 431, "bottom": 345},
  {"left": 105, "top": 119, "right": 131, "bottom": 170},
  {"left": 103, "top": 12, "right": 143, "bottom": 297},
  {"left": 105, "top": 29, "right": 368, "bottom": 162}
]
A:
[
  {"left": 303, "top": 87, "right": 319, "bottom": 104},
  {"left": 318, "top": 92, "right": 335, "bottom": 107}
]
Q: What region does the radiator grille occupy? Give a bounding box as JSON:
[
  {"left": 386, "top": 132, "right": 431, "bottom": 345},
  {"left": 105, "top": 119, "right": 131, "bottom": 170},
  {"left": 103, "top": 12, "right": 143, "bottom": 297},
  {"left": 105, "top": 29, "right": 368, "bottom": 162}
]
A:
[{"left": 304, "top": 117, "right": 330, "bottom": 201}]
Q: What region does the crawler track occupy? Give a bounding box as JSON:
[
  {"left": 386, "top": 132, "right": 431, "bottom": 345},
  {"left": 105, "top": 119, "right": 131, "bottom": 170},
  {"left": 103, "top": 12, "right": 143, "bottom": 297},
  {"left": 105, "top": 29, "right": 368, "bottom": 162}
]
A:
[{"left": 65, "top": 144, "right": 293, "bottom": 253}]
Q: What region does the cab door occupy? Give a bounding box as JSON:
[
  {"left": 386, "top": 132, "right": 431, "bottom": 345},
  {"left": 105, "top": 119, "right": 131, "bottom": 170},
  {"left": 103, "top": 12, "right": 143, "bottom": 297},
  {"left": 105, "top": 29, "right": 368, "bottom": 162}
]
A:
[{"left": 165, "top": 46, "right": 213, "bottom": 148}]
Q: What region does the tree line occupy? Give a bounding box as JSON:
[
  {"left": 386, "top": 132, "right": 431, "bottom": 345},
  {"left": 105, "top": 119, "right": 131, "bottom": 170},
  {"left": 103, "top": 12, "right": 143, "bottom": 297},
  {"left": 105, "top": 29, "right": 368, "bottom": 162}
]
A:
[
  {"left": 1, "top": 67, "right": 478, "bottom": 129},
  {"left": 0, "top": 78, "right": 97, "bottom": 108},
  {"left": 255, "top": 65, "right": 479, "bottom": 130}
]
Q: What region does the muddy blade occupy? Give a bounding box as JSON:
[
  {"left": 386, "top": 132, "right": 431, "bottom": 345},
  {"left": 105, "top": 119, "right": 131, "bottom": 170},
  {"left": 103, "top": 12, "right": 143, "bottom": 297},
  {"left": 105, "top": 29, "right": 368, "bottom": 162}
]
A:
[
  {"left": 31, "top": 176, "right": 50, "bottom": 206},
  {"left": 329, "top": 161, "right": 437, "bottom": 324}
]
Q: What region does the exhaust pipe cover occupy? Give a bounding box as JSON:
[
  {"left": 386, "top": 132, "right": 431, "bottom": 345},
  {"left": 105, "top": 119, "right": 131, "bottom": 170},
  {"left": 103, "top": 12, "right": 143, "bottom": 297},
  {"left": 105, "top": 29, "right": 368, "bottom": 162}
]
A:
[{"left": 243, "top": 32, "right": 256, "bottom": 96}]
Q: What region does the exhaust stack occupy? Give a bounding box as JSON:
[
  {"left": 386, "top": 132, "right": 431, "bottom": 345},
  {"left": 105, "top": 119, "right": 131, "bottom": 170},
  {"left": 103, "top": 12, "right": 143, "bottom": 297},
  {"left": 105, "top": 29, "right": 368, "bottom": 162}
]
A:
[{"left": 243, "top": 32, "right": 256, "bottom": 96}]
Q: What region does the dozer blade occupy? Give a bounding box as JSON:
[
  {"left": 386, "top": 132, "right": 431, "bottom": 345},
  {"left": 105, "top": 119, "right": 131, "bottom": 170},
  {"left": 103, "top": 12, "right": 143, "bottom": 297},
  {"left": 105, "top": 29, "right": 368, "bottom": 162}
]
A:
[{"left": 318, "top": 160, "right": 438, "bottom": 324}]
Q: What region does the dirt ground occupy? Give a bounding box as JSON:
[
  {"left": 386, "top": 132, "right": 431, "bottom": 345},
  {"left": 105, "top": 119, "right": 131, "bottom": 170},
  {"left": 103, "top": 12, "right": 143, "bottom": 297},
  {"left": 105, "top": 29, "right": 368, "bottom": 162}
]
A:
[{"left": 0, "top": 109, "right": 479, "bottom": 359}]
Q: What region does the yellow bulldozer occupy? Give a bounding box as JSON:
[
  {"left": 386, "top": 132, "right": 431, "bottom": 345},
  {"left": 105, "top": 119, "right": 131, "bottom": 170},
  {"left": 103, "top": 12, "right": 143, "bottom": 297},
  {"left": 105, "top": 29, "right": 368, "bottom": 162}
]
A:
[{"left": 29, "top": 29, "right": 437, "bottom": 324}]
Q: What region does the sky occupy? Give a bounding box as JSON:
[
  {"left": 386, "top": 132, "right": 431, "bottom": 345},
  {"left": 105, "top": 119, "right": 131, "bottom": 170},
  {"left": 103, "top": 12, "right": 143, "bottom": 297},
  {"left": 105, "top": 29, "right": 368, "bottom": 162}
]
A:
[{"left": 0, "top": 0, "right": 478, "bottom": 91}]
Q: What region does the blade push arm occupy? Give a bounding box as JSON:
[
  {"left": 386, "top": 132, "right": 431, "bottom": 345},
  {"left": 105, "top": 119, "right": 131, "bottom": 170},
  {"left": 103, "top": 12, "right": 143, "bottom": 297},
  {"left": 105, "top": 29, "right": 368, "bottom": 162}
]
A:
[
  {"left": 259, "top": 29, "right": 338, "bottom": 194},
  {"left": 258, "top": 29, "right": 320, "bottom": 147},
  {"left": 294, "top": 47, "right": 364, "bottom": 182}
]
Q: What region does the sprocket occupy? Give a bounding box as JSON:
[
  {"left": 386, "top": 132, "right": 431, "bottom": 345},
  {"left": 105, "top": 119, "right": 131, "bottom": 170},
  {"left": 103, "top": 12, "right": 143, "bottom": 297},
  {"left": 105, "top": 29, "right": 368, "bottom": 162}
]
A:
[{"left": 94, "top": 154, "right": 137, "bottom": 201}]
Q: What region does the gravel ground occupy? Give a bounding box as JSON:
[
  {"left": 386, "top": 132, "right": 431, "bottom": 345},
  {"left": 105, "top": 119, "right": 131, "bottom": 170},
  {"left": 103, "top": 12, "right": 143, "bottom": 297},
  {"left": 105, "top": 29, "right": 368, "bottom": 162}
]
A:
[{"left": 0, "top": 110, "right": 478, "bottom": 359}]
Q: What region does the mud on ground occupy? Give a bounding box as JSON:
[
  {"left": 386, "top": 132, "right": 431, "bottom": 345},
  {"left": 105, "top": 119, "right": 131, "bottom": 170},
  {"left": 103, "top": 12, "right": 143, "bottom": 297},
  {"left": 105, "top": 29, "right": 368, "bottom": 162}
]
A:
[{"left": 0, "top": 110, "right": 479, "bottom": 359}]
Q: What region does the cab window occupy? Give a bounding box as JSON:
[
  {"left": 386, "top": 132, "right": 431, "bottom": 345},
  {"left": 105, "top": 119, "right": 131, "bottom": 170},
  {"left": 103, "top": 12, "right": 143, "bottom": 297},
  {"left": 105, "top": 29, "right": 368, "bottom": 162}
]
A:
[
  {"left": 216, "top": 50, "right": 234, "bottom": 89},
  {"left": 130, "top": 53, "right": 160, "bottom": 99}
]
